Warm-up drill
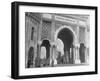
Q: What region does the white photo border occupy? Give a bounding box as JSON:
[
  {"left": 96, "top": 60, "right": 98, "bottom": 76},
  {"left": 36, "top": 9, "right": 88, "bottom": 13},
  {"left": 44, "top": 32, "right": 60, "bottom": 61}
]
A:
[{"left": 19, "top": 5, "right": 96, "bottom": 76}]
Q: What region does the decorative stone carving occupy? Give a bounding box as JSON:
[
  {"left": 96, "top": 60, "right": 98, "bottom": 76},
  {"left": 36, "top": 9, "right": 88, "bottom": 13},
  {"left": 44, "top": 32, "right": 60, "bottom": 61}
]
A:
[{"left": 41, "top": 21, "right": 51, "bottom": 41}]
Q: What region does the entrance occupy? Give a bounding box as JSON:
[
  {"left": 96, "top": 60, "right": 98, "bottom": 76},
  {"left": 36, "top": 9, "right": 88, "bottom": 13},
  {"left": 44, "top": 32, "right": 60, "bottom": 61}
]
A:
[
  {"left": 41, "top": 40, "right": 50, "bottom": 60},
  {"left": 27, "top": 47, "right": 34, "bottom": 68},
  {"left": 55, "top": 26, "right": 76, "bottom": 64},
  {"left": 57, "top": 28, "right": 74, "bottom": 52}
]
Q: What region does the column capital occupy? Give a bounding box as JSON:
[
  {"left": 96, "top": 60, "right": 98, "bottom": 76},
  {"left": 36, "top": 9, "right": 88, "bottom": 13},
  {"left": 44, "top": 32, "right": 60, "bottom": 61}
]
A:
[
  {"left": 74, "top": 43, "right": 80, "bottom": 47},
  {"left": 38, "top": 41, "right": 42, "bottom": 45},
  {"left": 50, "top": 42, "right": 56, "bottom": 47}
]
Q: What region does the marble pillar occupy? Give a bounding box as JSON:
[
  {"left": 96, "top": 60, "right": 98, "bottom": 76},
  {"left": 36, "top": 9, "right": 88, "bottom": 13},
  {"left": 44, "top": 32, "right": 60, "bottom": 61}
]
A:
[
  {"left": 37, "top": 41, "right": 42, "bottom": 58},
  {"left": 50, "top": 42, "right": 55, "bottom": 66},
  {"left": 74, "top": 44, "right": 80, "bottom": 64},
  {"left": 49, "top": 14, "right": 55, "bottom": 66},
  {"left": 84, "top": 23, "right": 89, "bottom": 64},
  {"left": 74, "top": 21, "right": 81, "bottom": 64}
]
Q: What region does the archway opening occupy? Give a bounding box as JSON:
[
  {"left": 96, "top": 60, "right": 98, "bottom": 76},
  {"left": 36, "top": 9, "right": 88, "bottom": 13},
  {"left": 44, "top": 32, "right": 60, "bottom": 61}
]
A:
[
  {"left": 41, "top": 40, "right": 50, "bottom": 59},
  {"left": 27, "top": 47, "right": 34, "bottom": 68},
  {"left": 57, "top": 28, "right": 74, "bottom": 52}
]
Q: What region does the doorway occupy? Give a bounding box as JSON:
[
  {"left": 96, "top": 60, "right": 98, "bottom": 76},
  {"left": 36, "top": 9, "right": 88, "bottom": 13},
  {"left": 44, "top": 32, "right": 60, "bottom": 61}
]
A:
[
  {"left": 55, "top": 26, "right": 76, "bottom": 64},
  {"left": 57, "top": 28, "right": 74, "bottom": 52},
  {"left": 41, "top": 40, "right": 51, "bottom": 60}
]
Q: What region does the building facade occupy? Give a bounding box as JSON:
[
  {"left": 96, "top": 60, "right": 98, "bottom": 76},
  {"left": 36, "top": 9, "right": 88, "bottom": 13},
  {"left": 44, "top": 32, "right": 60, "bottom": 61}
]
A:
[{"left": 25, "top": 12, "right": 90, "bottom": 68}]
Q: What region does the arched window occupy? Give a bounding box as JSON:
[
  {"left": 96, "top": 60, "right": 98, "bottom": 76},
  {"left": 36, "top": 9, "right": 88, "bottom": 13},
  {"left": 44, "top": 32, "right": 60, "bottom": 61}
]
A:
[
  {"left": 79, "top": 43, "right": 86, "bottom": 63},
  {"left": 31, "top": 27, "right": 34, "bottom": 40},
  {"left": 27, "top": 47, "right": 34, "bottom": 68}
]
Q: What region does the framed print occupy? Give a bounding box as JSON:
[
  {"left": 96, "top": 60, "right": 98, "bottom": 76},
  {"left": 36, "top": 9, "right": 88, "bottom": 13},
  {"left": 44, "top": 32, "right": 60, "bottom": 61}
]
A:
[{"left": 11, "top": 1, "right": 98, "bottom": 79}]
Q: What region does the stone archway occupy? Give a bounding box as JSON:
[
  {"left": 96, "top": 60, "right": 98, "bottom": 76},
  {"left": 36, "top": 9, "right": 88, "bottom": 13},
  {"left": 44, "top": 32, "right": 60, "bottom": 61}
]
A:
[
  {"left": 41, "top": 39, "right": 51, "bottom": 60},
  {"left": 54, "top": 26, "right": 77, "bottom": 64},
  {"left": 27, "top": 47, "right": 34, "bottom": 68},
  {"left": 39, "top": 39, "right": 51, "bottom": 66},
  {"left": 55, "top": 26, "right": 77, "bottom": 51}
]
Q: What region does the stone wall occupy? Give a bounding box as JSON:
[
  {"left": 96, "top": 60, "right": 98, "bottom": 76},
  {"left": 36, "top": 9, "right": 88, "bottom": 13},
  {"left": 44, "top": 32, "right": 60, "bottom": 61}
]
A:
[{"left": 25, "top": 12, "right": 40, "bottom": 68}]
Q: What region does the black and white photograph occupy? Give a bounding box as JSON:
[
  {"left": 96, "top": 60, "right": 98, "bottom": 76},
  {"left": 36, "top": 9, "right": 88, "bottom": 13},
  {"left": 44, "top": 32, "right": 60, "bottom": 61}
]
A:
[
  {"left": 25, "top": 13, "right": 90, "bottom": 68},
  {"left": 11, "top": 1, "right": 97, "bottom": 79}
]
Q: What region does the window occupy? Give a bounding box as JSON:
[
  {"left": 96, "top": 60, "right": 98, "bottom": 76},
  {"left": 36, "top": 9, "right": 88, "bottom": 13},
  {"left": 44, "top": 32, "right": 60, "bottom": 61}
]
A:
[{"left": 31, "top": 27, "right": 34, "bottom": 40}]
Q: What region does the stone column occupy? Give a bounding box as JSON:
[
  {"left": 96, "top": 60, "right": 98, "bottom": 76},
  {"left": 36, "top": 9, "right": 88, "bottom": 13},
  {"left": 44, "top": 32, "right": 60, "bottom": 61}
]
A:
[
  {"left": 85, "top": 27, "right": 87, "bottom": 64},
  {"left": 74, "top": 44, "right": 80, "bottom": 64},
  {"left": 37, "top": 41, "right": 42, "bottom": 58},
  {"left": 74, "top": 21, "right": 81, "bottom": 64},
  {"left": 38, "top": 14, "right": 42, "bottom": 41},
  {"left": 85, "top": 45, "right": 89, "bottom": 64},
  {"left": 37, "top": 14, "right": 42, "bottom": 58},
  {"left": 73, "top": 44, "right": 76, "bottom": 64},
  {"left": 74, "top": 44, "right": 77, "bottom": 64},
  {"left": 49, "top": 14, "right": 55, "bottom": 66},
  {"left": 50, "top": 42, "right": 55, "bottom": 66},
  {"left": 77, "top": 21, "right": 79, "bottom": 42},
  {"left": 77, "top": 44, "right": 80, "bottom": 64},
  {"left": 51, "top": 13, "right": 55, "bottom": 42},
  {"left": 84, "top": 21, "right": 89, "bottom": 64}
]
